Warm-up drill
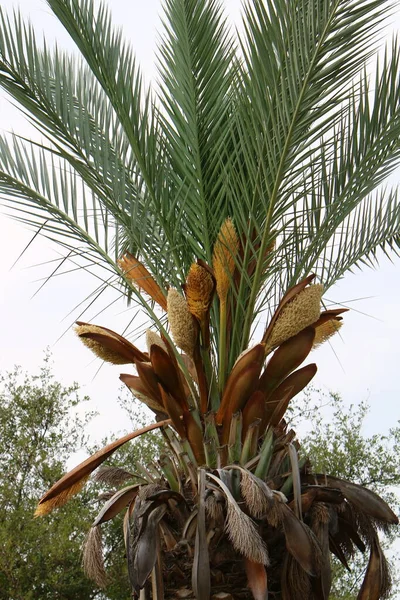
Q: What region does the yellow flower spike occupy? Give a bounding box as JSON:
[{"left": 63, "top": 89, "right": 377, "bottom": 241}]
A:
[
  {"left": 145, "top": 329, "right": 168, "bottom": 354},
  {"left": 313, "top": 319, "right": 343, "bottom": 348},
  {"left": 212, "top": 218, "right": 239, "bottom": 390},
  {"left": 167, "top": 288, "right": 198, "bottom": 357},
  {"left": 212, "top": 217, "right": 239, "bottom": 304},
  {"left": 265, "top": 284, "right": 324, "bottom": 354},
  {"left": 75, "top": 323, "right": 148, "bottom": 364},
  {"left": 183, "top": 262, "right": 215, "bottom": 350}
]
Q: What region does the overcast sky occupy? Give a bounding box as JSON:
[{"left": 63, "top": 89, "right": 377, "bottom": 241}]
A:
[{"left": 0, "top": 0, "right": 399, "bottom": 452}]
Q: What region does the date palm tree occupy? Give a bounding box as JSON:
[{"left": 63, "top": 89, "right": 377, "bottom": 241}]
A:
[{"left": 0, "top": 0, "right": 399, "bottom": 598}]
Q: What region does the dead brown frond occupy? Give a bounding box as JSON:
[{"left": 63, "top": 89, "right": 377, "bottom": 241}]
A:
[
  {"left": 138, "top": 483, "right": 165, "bottom": 501},
  {"left": 280, "top": 503, "right": 322, "bottom": 577},
  {"left": 207, "top": 472, "right": 269, "bottom": 564},
  {"left": 240, "top": 470, "right": 274, "bottom": 519},
  {"left": 92, "top": 466, "right": 136, "bottom": 487},
  {"left": 310, "top": 502, "right": 330, "bottom": 525},
  {"left": 82, "top": 526, "right": 107, "bottom": 588},
  {"left": 281, "top": 554, "right": 312, "bottom": 600},
  {"left": 36, "top": 421, "right": 171, "bottom": 516},
  {"left": 205, "top": 491, "right": 225, "bottom": 522},
  {"left": 359, "top": 535, "right": 392, "bottom": 599},
  {"left": 225, "top": 501, "right": 269, "bottom": 565},
  {"left": 97, "top": 491, "right": 115, "bottom": 502}
]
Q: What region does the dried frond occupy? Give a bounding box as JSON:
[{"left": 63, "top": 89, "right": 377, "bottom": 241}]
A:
[
  {"left": 97, "top": 491, "right": 115, "bottom": 502},
  {"left": 36, "top": 421, "right": 170, "bottom": 516},
  {"left": 93, "top": 485, "right": 142, "bottom": 527},
  {"left": 207, "top": 472, "right": 269, "bottom": 564},
  {"left": 280, "top": 503, "right": 323, "bottom": 576},
  {"left": 265, "top": 284, "right": 323, "bottom": 353},
  {"left": 359, "top": 535, "right": 392, "bottom": 599},
  {"left": 184, "top": 262, "right": 214, "bottom": 321},
  {"left": 205, "top": 491, "right": 225, "bottom": 521},
  {"left": 310, "top": 502, "right": 331, "bottom": 525},
  {"left": 138, "top": 483, "right": 165, "bottom": 501},
  {"left": 225, "top": 501, "right": 269, "bottom": 565},
  {"left": 313, "top": 319, "right": 343, "bottom": 347},
  {"left": 281, "top": 554, "right": 312, "bottom": 600},
  {"left": 118, "top": 253, "right": 167, "bottom": 311},
  {"left": 240, "top": 470, "right": 274, "bottom": 519},
  {"left": 309, "top": 474, "right": 399, "bottom": 527},
  {"left": 167, "top": 288, "right": 197, "bottom": 356},
  {"left": 92, "top": 466, "right": 136, "bottom": 487},
  {"left": 146, "top": 330, "right": 167, "bottom": 354},
  {"left": 82, "top": 526, "right": 107, "bottom": 588},
  {"left": 212, "top": 217, "right": 239, "bottom": 303},
  {"left": 265, "top": 492, "right": 285, "bottom": 528},
  {"left": 34, "top": 476, "right": 89, "bottom": 516}
]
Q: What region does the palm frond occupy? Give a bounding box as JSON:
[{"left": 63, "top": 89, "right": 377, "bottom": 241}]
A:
[
  {"left": 233, "top": 0, "right": 398, "bottom": 345},
  {"left": 157, "top": 0, "right": 238, "bottom": 267}
]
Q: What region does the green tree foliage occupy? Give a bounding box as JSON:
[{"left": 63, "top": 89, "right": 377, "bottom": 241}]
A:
[
  {"left": 0, "top": 357, "right": 132, "bottom": 599},
  {"left": 290, "top": 390, "right": 400, "bottom": 599}
]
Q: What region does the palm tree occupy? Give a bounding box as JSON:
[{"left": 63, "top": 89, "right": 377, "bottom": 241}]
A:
[{"left": 0, "top": 0, "right": 399, "bottom": 597}]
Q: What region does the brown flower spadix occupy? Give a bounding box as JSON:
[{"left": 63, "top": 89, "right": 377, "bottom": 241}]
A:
[
  {"left": 184, "top": 262, "right": 214, "bottom": 323},
  {"left": 167, "top": 288, "right": 197, "bottom": 356},
  {"left": 265, "top": 284, "right": 323, "bottom": 354},
  {"left": 212, "top": 217, "right": 239, "bottom": 303}
]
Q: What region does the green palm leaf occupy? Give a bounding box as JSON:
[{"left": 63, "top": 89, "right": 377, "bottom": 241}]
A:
[{"left": 0, "top": 0, "right": 399, "bottom": 355}]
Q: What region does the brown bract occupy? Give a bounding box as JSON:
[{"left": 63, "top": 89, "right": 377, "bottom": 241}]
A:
[
  {"left": 75, "top": 322, "right": 148, "bottom": 364},
  {"left": 118, "top": 252, "right": 167, "bottom": 311}
]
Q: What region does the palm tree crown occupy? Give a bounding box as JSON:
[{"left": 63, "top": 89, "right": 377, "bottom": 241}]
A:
[{"left": 0, "top": 0, "right": 399, "bottom": 598}]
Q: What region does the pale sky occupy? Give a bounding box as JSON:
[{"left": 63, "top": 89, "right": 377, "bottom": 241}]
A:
[{"left": 0, "top": 0, "right": 399, "bottom": 451}]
